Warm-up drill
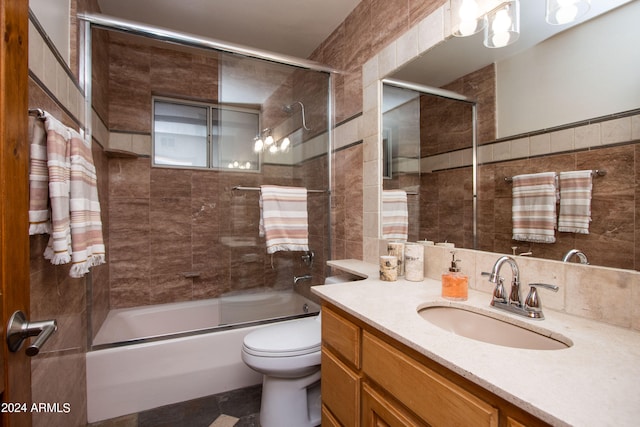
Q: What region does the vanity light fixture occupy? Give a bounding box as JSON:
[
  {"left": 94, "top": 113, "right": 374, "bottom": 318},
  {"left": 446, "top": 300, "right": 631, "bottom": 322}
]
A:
[
  {"left": 453, "top": 0, "right": 591, "bottom": 49},
  {"left": 545, "top": 0, "right": 590, "bottom": 25},
  {"left": 452, "top": 0, "right": 486, "bottom": 37},
  {"left": 253, "top": 128, "right": 291, "bottom": 154},
  {"left": 484, "top": 0, "right": 520, "bottom": 48}
]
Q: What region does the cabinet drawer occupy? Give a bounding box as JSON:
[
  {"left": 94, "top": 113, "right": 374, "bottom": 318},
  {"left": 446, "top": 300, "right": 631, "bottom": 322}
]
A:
[
  {"left": 362, "top": 331, "right": 498, "bottom": 427},
  {"left": 322, "top": 347, "right": 361, "bottom": 427},
  {"left": 322, "top": 306, "right": 361, "bottom": 368},
  {"left": 362, "top": 382, "right": 428, "bottom": 427}
]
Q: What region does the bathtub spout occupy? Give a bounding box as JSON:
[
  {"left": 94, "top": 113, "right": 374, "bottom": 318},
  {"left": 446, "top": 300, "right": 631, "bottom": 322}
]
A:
[{"left": 294, "top": 274, "right": 312, "bottom": 284}]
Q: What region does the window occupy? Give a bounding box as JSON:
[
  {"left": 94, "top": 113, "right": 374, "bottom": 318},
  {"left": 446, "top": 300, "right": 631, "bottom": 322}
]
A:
[{"left": 152, "top": 97, "right": 260, "bottom": 171}]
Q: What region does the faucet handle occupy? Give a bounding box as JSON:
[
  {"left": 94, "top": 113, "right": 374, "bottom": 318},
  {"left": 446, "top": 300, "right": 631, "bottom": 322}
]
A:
[
  {"left": 491, "top": 277, "right": 507, "bottom": 304},
  {"left": 524, "top": 283, "right": 559, "bottom": 318}
]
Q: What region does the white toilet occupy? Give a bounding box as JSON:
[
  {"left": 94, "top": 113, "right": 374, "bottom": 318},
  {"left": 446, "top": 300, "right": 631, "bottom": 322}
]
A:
[{"left": 241, "top": 315, "right": 322, "bottom": 427}]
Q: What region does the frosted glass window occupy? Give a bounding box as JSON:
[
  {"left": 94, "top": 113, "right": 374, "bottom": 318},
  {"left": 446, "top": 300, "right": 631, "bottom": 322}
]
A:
[
  {"left": 153, "top": 98, "right": 260, "bottom": 171},
  {"left": 154, "top": 101, "right": 208, "bottom": 167}
]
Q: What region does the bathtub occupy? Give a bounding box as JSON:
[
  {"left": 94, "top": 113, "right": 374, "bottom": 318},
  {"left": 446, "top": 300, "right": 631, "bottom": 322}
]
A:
[{"left": 86, "top": 290, "right": 320, "bottom": 423}]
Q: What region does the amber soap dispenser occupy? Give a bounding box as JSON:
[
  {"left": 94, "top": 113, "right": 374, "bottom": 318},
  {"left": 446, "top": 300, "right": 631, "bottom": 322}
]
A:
[{"left": 441, "top": 251, "right": 468, "bottom": 301}]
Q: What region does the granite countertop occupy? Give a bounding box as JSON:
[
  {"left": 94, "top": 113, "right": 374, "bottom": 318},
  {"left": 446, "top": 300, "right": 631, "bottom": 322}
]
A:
[{"left": 312, "top": 259, "right": 640, "bottom": 427}]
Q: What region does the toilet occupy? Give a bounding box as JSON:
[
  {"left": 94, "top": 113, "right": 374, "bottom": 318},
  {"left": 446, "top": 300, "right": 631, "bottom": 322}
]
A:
[{"left": 241, "top": 315, "right": 322, "bottom": 427}]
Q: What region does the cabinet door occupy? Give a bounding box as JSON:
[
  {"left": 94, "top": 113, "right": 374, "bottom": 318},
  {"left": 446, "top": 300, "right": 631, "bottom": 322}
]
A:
[
  {"left": 362, "top": 382, "right": 428, "bottom": 427},
  {"left": 322, "top": 347, "right": 361, "bottom": 427},
  {"left": 362, "top": 331, "right": 498, "bottom": 427},
  {"left": 322, "top": 306, "right": 361, "bottom": 368}
]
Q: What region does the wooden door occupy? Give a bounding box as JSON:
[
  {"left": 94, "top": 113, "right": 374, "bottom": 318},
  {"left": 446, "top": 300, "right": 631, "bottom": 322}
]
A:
[{"left": 0, "top": 0, "right": 32, "bottom": 425}]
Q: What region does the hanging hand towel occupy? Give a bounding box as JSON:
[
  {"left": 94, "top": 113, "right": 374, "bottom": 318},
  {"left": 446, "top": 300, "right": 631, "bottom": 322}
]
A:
[
  {"left": 382, "top": 190, "right": 408, "bottom": 241},
  {"left": 558, "top": 170, "right": 592, "bottom": 234},
  {"left": 28, "top": 116, "right": 51, "bottom": 234},
  {"left": 260, "top": 185, "right": 309, "bottom": 254},
  {"left": 43, "top": 113, "right": 106, "bottom": 277},
  {"left": 512, "top": 172, "right": 557, "bottom": 243}
]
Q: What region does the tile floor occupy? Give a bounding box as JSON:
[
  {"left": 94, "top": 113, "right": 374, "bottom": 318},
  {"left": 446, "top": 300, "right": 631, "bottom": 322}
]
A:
[{"left": 88, "top": 384, "right": 262, "bottom": 427}]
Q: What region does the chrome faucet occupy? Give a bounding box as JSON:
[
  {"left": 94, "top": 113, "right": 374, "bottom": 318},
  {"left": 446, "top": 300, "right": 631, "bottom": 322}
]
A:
[
  {"left": 488, "top": 256, "right": 522, "bottom": 307},
  {"left": 293, "top": 274, "right": 312, "bottom": 284},
  {"left": 562, "top": 249, "right": 589, "bottom": 264},
  {"left": 485, "top": 256, "right": 558, "bottom": 320}
]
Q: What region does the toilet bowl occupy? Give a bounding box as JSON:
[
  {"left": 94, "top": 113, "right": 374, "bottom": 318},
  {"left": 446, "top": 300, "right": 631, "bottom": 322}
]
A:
[{"left": 241, "top": 315, "right": 322, "bottom": 427}]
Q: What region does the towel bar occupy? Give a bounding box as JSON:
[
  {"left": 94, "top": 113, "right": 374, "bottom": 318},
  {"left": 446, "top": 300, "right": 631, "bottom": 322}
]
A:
[
  {"left": 504, "top": 169, "right": 606, "bottom": 183},
  {"left": 232, "top": 186, "right": 327, "bottom": 193}
]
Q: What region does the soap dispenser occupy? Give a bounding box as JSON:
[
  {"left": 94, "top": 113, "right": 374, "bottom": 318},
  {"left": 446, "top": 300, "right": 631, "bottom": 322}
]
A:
[{"left": 442, "top": 251, "right": 468, "bottom": 301}]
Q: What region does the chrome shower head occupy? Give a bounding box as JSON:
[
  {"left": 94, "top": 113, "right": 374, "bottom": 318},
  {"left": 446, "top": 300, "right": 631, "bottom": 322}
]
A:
[{"left": 282, "top": 101, "right": 311, "bottom": 131}]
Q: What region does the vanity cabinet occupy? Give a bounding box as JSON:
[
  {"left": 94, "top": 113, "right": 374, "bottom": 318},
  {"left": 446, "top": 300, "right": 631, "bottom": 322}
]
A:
[{"left": 320, "top": 304, "right": 550, "bottom": 427}]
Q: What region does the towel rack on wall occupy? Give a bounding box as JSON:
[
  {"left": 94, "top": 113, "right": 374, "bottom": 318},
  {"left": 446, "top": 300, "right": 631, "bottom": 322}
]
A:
[
  {"left": 232, "top": 186, "right": 327, "bottom": 193},
  {"left": 504, "top": 169, "right": 607, "bottom": 183}
]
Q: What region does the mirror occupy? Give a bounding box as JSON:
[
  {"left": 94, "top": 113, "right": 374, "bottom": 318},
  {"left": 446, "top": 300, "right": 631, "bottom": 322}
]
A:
[
  {"left": 29, "top": 0, "right": 71, "bottom": 66},
  {"left": 382, "top": 1, "right": 640, "bottom": 270}
]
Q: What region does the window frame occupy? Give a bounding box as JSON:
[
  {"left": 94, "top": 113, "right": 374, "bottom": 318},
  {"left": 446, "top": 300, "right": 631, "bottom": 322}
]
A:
[{"left": 151, "top": 96, "right": 262, "bottom": 172}]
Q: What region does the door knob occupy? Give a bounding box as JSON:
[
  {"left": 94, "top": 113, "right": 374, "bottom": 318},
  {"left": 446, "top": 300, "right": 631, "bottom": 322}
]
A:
[{"left": 6, "top": 311, "right": 57, "bottom": 357}]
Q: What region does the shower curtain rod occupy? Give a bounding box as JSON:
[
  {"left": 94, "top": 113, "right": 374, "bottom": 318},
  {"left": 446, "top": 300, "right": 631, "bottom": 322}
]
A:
[
  {"left": 233, "top": 186, "right": 327, "bottom": 193},
  {"left": 77, "top": 13, "right": 341, "bottom": 74}
]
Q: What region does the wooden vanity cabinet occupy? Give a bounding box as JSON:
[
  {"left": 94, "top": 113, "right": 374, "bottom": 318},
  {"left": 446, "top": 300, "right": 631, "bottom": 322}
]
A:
[{"left": 320, "top": 303, "right": 550, "bottom": 427}]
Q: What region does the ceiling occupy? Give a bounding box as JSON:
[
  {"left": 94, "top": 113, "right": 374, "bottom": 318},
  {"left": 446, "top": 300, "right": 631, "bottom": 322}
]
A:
[
  {"left": 96, "top": 0, "right": 361, "bottom": 59},
  {"left": 392, "top": 0, "right": 633, "bottom": 88}
]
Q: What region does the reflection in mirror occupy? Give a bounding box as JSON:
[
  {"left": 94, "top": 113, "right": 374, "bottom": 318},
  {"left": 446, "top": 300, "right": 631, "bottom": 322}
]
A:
[
  {"left": 383, "top": 1, "right": 640, "bottom": 270},
  {"left": 382, "top": 82, "right": 477, "bottom": 245}
]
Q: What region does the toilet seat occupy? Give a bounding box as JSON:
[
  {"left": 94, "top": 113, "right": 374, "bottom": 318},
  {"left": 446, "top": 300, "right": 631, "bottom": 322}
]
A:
[{"left": 242, "top": 317, "right": 321, "bottom": 357}]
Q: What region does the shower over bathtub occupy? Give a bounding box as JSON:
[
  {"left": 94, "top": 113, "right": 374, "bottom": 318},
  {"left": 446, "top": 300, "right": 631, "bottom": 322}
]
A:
[{"left": 86, "top": 289, "right": 319, "bottom": 423}]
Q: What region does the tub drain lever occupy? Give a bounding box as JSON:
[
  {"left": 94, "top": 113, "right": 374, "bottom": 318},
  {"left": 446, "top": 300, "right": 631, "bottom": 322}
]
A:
[{"left": 6, "top": 310, "right": 57, "bottom": 357}]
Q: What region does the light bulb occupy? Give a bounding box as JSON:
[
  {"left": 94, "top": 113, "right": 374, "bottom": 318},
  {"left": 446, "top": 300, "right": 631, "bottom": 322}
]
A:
[
  {"left": 269, "top": 145, "right": 278, "bottom": 154},
  {"left": 280, "top": 137, "right": 290, "bottom": 151},
  {"left": 459, "top": 19, "right": 480, "bottom": 36},
  {"left": 245, "top": 162, "right": 251, "bottom": 169},
  {"left": 492, "top": 9, "right": 512, "bottom": 33},
  {"left": 458, "top": 0, "right": 479, "bottom": 21},
  {"left": 491, "top": 32, "right": 511, "bottom": 48},
  {"left": 265, "top": 135, "right": 274, "bottom": 146},
  {"left": 546, "top": 0, "right": 590, "bottom": 25},
  {"left": 254, "top": 138, "right": 263, "bottom": 152},
  {"left": 227, "top": 162, "right": 234, "bottom": 168},
  {"left": 555, "top": 4, "right": 578, "bottom": 24}
]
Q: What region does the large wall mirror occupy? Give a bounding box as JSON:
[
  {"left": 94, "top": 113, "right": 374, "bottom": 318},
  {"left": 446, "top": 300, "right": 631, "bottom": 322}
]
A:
[{"left": 382, "top": 0, "right": 640, "bottom": 271}]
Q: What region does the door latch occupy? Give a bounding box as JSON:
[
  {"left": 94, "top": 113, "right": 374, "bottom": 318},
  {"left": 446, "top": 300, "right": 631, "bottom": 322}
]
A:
[{"left": 6, "top": 310, "right": 57, "bottom": 357}]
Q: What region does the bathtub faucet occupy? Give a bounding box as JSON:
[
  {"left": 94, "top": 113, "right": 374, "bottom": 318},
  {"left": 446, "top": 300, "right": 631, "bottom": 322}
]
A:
[{"left": 294, "top": 274, "right": 312, "bottom": 284}]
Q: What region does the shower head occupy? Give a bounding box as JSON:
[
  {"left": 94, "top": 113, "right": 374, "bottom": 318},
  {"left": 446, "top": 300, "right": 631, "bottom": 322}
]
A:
[{"left": 282, "top": 101, "right": 311, "bottom": 131}]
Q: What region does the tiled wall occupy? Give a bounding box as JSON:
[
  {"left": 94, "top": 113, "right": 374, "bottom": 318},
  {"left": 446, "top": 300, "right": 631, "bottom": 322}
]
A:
[
  {"left": 28, "top": 0, "right": 107, "bottom": 425},
  {"left": 104, "top": 32, "right": 330, "bottom": 309},
  {"left": 422, "top": 245, "right": 640, "bottom": 332}
]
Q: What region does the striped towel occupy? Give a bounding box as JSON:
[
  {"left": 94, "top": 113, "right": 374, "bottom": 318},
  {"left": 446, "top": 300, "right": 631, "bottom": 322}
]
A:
[
  {"left": 558, "top": 170, "right": 592, "bottom": 234},
  {"left": 512, "top": 172, "right": 557, "bottom": 244},
  {"left": 42, "top": 113, "right": 106, "bottom": 278},
  {"left": 28, "top": 117, "right": 51, "bottom": 234},
  {"left": 259, "top": 185, "right": 309, "bottom": 254},
  {"left": 382, "top": 190, "right": 408, "bottom": 241}
]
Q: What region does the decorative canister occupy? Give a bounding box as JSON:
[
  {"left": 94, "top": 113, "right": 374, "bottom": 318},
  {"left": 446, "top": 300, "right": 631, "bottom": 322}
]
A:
[
  {"left": 379, "top": 255, "right": 398, "bottom": 282},
  {"left": 387, "top": 241, "right": 405, "bottom": 276},
  {"left": 404, "top": 243, "right": 424, "bottom": 282}
]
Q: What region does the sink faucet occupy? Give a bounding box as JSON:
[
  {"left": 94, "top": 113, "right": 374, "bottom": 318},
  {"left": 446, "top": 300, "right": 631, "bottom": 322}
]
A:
[
  {"left": 488, "top": 256, "right": 522, "bottom": 307},
  {"left": 562, "top": 249, "right": 589, "bottom": 264},
  {"left": 294, "top": 274, "right": 312, "bottom": 284},
  {"left": 485, "top": 256, "right": 559, "bottom": 320}
]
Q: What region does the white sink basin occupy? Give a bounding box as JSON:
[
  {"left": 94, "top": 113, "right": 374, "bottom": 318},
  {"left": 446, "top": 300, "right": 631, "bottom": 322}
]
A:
[{"left": 417, "top": 304, "right": 572, "bottom": 350}]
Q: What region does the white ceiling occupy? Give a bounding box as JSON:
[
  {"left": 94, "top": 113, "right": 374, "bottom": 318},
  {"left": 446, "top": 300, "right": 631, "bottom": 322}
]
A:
[
  {"left": 392, "top": 0, "right": 634, "bottom": 88},
  {"left": 96, "top": 0, "right": 361, "bottom": 59}
]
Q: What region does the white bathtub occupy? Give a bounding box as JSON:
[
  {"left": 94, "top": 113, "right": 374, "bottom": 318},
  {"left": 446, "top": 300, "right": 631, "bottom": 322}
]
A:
[{"left": 86, "top": 290, "right": 320, "bottom": 423}]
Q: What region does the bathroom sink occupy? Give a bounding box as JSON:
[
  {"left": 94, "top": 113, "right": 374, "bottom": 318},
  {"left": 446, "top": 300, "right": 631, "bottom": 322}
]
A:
[{"left": 417, "top": 304, "right": 572, "bottom": 350}]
